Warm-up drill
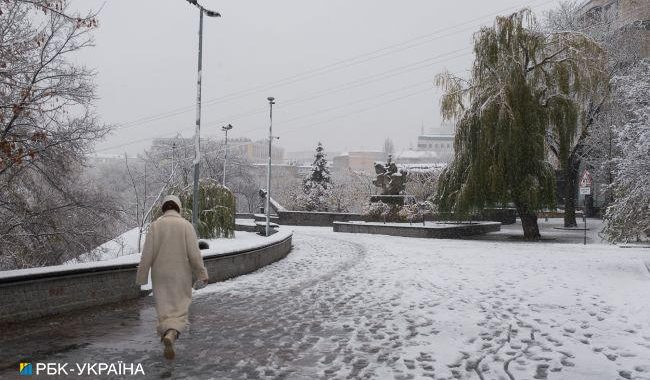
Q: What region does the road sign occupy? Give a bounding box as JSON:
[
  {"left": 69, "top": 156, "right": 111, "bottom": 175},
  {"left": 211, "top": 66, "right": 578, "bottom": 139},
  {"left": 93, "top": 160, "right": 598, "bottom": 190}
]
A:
[
  {"left": 579, "top": 170, "right": 593, "bottom": 188},
  {"left": 580, "top": 187, "right": 591, "bottom": 195}
]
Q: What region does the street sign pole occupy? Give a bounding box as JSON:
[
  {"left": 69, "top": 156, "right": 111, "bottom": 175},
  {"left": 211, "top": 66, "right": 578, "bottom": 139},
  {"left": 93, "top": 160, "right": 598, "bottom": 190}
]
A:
[
  {"left": 584, "top": 200, "right": 587, "bottom": 245},
  {"left": 579, "top": 169, "right": 592, "bottom": 245}
]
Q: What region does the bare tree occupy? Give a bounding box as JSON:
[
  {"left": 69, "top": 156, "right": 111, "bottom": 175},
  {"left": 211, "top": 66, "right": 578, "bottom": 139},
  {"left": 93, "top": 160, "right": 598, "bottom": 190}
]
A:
[
  {"left": 328, "top": 171, "right": 375, "bottom": 213},
  {"left": 0, "top": 1, "right": 118, "bottom": 269},
  {"left": 405, "top": 167, "right": 443, "bottom": 203}
]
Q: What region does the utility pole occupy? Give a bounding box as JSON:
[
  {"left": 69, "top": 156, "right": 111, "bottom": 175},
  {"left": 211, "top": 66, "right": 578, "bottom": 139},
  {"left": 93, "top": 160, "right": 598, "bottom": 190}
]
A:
[
  {"left": 222, "top": 124, "right": 233, "bottom": 186},
  {"left": 185, "top": 0, "right": 220, "bottom": 230},
  {"left": 171, "top": 141, "right": 176, "bottom": 180},
  {"left": 266, "top": 97, "right": 275, "bottom": 237}
]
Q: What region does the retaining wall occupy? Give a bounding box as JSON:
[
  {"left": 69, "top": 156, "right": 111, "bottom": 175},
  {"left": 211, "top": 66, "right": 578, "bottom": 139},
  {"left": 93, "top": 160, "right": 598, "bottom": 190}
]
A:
[
  {"left": 430, "top": 209, "right": 517, "bottom": 225},
  {"left": 0, "top": 264, "right": 141, "bottom": 325},
  {"left": 0, "top": 233, "right": 293, "bottom": 324},
  {"left": 202, "top": 234, "right": 292, "bottom": 283},
  {"left": 277, "top": 210, "right": 365, "bottom": 226},
  {"left": 277, "top": 208, "right": 516, "bottom": 227},
  {"left": 333, "top": 221, "right": 501, "bottom": 239}
]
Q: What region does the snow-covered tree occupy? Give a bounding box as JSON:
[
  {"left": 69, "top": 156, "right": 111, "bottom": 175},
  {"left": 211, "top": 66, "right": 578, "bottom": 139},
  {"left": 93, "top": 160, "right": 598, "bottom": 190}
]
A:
[
  {"left": 328, "top": 170, "right": 375, "bottom": 213},
  {"left": 603, "top": 59, "right": 650, "bottom": 242},
  {"left": 405, "top": 167, "right": 443, "bottom": 203},
  {"left": 434, "top": 9, "right": 607, "bottom": 240},
  {"left": 544, "top": 1, "right": 641, "bottom": 227},
  {"left": 297, "top": 142, "right": 332, "bottom": 211},
  {"left": 0, "top": 1, "right": 121, "bottom": 269},
  {"left": 0, "top": 1, "right": 104, "bottom": 174}
]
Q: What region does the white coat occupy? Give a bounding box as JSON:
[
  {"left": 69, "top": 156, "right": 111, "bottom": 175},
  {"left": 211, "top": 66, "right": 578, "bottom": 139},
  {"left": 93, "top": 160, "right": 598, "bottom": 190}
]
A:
[{"left": 136, "top": 210, "right": 209, "bottom": 335}]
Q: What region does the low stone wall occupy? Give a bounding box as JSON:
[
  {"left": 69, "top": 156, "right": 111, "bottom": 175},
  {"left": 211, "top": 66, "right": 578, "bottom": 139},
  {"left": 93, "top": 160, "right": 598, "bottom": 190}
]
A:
[
  {"left": 474, "top": 208, "right": 517, "bottom": 225},
  {"left": 278, "top": 208, "right": 516, "bottom": 227},
  {"left": 430, "top": 208, "right": 517, "bottom": 225},
  {"left": 0, "top": 264, "right": 141, "bottom": 325},
  {"left": 0, "top": 234, "right": 293, "bottom": 324},
  {"left": 203, "top": 234, "right": 292, "bottom": 283},
  {"left": 278, "top": 211, "right": 365, "bottom": 226},
  {"left": 333, "top": 221, "right": 501, "bottom": 239}
]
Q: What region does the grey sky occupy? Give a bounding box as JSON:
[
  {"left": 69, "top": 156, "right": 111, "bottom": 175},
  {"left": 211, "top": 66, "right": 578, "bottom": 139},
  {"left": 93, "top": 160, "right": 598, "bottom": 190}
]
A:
[{"left": 73, "top": 0, "right": 561, "bottom": 156}]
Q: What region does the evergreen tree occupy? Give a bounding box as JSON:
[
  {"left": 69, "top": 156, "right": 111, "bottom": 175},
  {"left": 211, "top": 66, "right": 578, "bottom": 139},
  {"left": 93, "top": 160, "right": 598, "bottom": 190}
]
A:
[
  {"left": 434, "top": 9, "right": 606, "bottom": 240},
  {"left": 298, "top": 142, "right": 332, "bottom": 211}
]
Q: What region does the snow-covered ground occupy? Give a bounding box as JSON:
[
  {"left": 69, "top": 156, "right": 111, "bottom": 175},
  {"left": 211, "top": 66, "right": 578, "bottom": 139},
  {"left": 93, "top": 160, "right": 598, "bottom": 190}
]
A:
[
  {"left": 1, "top": 223, "right": 647, "bottom": 380},
  {"left": 190, "top": 226, "right": 650, "bottom": 379}
]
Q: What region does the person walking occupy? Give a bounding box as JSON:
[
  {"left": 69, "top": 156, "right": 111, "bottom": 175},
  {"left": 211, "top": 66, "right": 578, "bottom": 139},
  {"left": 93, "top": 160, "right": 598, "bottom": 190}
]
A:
[{"left": 136, "top": 195, "right": 209, "bottom": 360}]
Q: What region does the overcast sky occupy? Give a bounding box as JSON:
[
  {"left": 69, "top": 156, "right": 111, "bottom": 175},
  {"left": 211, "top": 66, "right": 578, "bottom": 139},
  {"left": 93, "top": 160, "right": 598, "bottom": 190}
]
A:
[{"left": 72, "top": 0, "right": 561, "bottom": 156}]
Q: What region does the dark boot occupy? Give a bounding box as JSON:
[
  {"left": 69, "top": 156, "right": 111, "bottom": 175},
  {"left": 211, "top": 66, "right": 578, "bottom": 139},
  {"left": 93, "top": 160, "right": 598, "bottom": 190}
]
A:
[{"left": 162, "top": 329, "right": 179, "bottom": 360}]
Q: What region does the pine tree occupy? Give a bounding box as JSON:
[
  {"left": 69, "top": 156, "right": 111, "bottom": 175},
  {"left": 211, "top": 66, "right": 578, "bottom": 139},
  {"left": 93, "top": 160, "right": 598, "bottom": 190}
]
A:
[
  {"left": 298, "top": 142, "right": 332, "bottom": 211},
  {"left": 434, "top": 9, "right": 607, "bottom": 240}
]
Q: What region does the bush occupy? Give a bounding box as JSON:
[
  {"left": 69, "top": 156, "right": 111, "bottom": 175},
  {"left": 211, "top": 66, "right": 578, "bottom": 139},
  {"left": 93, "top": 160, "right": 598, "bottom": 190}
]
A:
[{"left": 156, "top": 179, "right": 236, "bottom": 239}]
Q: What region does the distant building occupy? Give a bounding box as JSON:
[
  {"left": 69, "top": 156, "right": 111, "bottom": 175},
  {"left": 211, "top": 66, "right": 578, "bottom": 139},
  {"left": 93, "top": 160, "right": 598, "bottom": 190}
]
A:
[
  {"left": 150, "top": 137, "right": 284, "bottom": 164},
  {"left": 578, "top": 0, "right": 650, "bottom": 57},
  {"left": 285, "top": 150, "right": 340, "bottom": 166},
  {"left": 415, "top": 121, "right": 455, "bottom": 162},
  {"left": 284, "top": 151, "right": 316, "bottom": 166},
  {"left": 332, "top": 151, "right": 384, "bottom": 174},
  {"left": 394, "top": 149, "right": 442, "bottom": 164},
  {"left": 248, "top": 163, "right": 303, "bottom": 189},
  {"left": 231, "top": 138, "right": 284, "bottom": 164}
]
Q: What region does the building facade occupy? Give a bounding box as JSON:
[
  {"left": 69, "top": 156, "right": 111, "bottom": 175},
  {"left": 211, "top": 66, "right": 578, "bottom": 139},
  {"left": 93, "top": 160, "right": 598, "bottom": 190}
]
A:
[
  {"left": 332, "top": 151, "right": 385, "bottom": 174},
  {"left": 229, "top": 138, "right": 284, "bottom": 164},
  {"left": 578, "top": 0, "right": 650, "bottom": 57},
  {"left": 415, "top": 121, "right": 455, "bottom": 162}
]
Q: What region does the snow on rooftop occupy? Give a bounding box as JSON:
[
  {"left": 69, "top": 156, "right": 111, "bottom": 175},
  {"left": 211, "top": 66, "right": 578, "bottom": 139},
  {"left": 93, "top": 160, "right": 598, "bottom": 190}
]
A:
[{"left": 394, "top": 150, "right": 439, "bottom": 159}]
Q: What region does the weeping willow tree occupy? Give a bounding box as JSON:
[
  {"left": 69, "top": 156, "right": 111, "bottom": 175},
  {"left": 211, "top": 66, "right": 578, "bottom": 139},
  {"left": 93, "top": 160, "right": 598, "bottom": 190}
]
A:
[
  {"left": 435, "top": 9, "right": 607, "bottom": 240},
  {"left": 154, "top": 179, "right": 236, "bottom": 239}
]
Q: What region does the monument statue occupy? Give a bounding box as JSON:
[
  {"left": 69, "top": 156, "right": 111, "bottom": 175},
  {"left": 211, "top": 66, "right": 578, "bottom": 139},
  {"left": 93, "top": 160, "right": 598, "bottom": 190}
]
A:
[{"left": 372, "top": 155, "right": 408, "bottom": 196}]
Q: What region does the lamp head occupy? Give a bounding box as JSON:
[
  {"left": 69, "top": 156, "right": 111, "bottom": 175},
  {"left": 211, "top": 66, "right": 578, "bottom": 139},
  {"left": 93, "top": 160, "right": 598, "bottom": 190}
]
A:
[
  {"left": 204, "top": 10, "right": 221, "bottom": 17},
  {"left": 267, "top": 96, "right": 275, "bottom": 104}
]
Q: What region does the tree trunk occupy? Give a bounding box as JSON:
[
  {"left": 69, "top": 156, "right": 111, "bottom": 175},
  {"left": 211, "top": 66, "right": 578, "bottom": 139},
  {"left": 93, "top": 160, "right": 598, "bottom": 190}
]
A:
[
  {"left": 563, "top": 154, "right": 581, "bottom": 227},
  {"left": 515, "top": 202, "right": 541, "bottom": 241}
]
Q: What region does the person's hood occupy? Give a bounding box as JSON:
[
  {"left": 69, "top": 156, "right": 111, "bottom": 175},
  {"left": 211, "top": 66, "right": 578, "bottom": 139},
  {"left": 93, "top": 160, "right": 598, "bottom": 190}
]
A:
[{"left": 162, "top": 195, "right": 182, "bottom": 212}]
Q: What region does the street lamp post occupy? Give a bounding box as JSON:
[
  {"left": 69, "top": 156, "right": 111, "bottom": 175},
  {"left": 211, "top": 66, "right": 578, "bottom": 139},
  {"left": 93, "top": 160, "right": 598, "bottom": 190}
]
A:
[
  {"left": 266, "top": 97, "right": 275, "bottom": 237},
  {"left": 185, "top": 0, "right": 220, "bottom": 230},
  {"left": 221, "top": 123, "right": 233, "bottom": 186},
  {"left": 171, "top": 141, "right": 176, "bottom": 179}
]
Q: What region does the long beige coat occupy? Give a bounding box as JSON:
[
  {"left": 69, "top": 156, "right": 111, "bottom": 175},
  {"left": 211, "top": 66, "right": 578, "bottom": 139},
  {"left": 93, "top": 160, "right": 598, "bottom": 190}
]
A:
[{"left": 136, "top": 210, "right": 209, "bottom": 335}]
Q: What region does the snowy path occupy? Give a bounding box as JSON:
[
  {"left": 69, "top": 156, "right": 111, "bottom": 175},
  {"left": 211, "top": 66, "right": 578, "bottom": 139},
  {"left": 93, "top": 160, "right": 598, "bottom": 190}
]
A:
[{"left": 1, "top": 227, "right": 649, "bottom": 379}]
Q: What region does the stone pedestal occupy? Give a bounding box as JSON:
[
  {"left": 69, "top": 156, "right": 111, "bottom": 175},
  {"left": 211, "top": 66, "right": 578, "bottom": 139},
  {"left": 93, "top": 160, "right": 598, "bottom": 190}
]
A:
[{"left": 369, "top": 194, "right": 414, "bottom": 206}]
